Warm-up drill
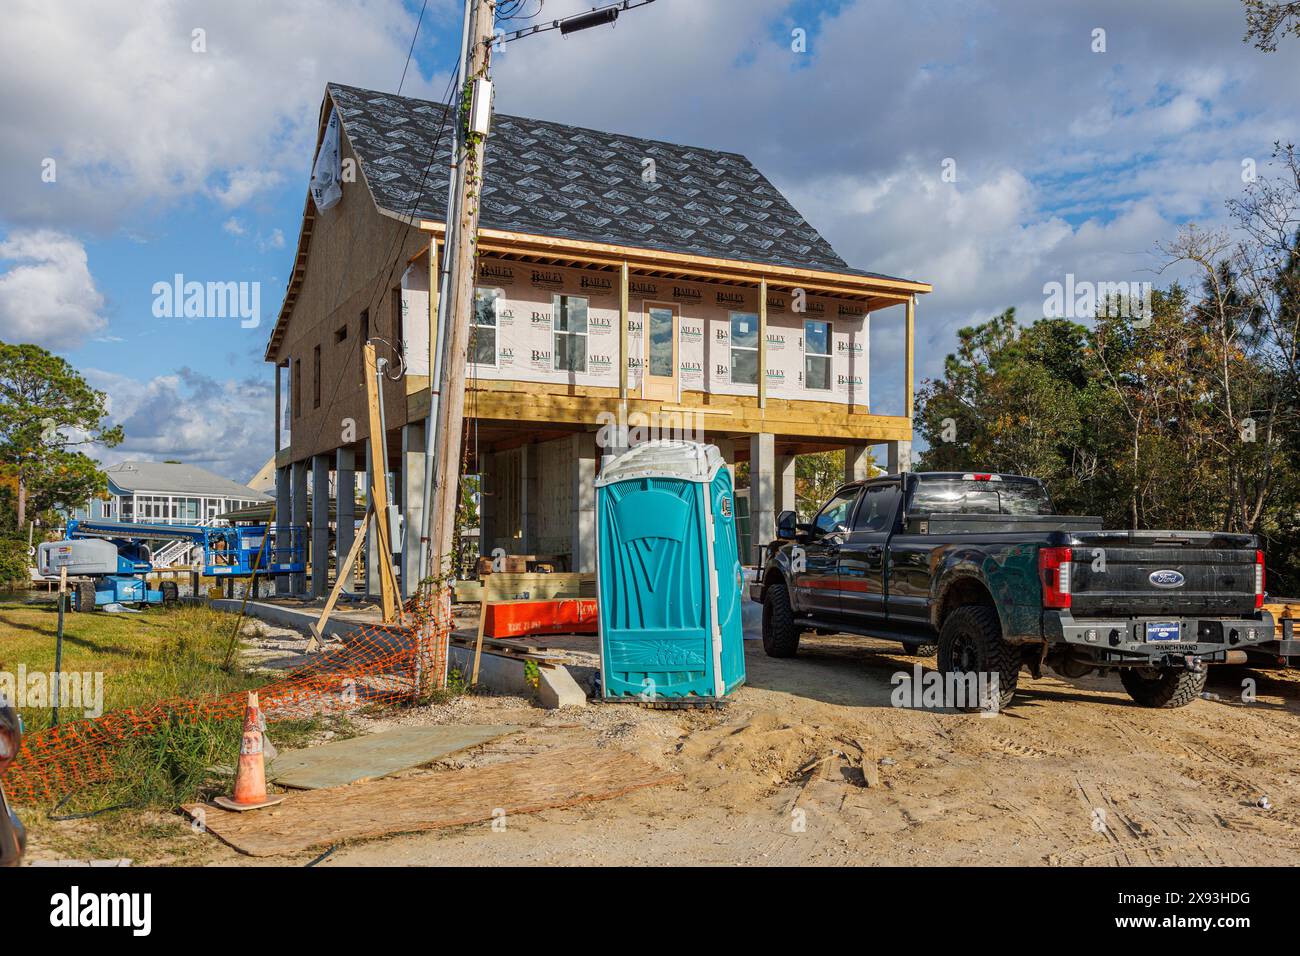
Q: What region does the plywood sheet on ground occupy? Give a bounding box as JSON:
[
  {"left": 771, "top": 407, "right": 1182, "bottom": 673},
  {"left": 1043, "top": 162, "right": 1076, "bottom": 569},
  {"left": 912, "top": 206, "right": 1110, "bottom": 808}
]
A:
[
  {"left": 268, "top": 725, "right": 521, "bottom": 790},
  {"left": 185, "top": 747, "right": 679, "bottom": 857}
]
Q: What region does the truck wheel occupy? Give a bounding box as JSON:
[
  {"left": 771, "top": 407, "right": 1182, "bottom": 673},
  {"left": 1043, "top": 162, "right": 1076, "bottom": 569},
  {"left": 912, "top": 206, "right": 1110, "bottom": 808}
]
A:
[
  {"left": 1119, "top": 667, "right": 1206, "bottom": 709},
  {"left": 937, "top": 606, "right": 1019, "bottom": 711},
  {"left": 762, "top": 582, "right": 801, "bottom": 658},
  {"left": 72, "top": 581, "right": 96, "bottom": 612},
  {"left": 159, "top": 581, "right": 179, "bottom": 605}
]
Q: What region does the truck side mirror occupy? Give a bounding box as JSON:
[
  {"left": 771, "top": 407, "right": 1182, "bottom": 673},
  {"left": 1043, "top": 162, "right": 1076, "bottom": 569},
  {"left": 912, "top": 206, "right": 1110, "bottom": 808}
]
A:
[{"left": 776, "top": 510, "right": 797, "bottom": 538}]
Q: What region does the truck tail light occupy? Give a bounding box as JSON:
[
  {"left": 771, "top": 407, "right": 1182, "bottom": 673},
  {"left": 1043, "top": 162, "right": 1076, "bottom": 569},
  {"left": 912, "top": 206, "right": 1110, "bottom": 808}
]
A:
[
  {"left": 961, "top": 473, "right": 1001, "bottom": 481},
  {"left": 1039, "top": 546, "right": 1073, "bottom": 609},
  {"left": 1255, "top": 550, "right": 1265, "bottom": 609}
]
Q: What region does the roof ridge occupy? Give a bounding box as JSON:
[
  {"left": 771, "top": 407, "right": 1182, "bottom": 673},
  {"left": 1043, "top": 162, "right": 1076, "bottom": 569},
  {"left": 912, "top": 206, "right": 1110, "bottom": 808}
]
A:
[{"left": 325, "top": 81, "right": 754, "bottom": 163}]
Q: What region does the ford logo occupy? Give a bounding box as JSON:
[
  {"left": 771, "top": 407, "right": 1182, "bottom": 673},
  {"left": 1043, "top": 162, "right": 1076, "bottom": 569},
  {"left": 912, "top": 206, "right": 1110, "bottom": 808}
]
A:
[{"left": 1149, "top": 569, "right": 1185, "bottom": 588}]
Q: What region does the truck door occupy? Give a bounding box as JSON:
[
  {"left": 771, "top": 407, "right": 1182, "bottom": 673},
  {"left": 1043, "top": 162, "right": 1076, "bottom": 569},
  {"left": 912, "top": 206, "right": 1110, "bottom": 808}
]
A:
[
  {"left": 792, "top": 485, "right": 860, "bottom": 615},
  {"left": 837, "top": 481, "right": 902, "bottom": 622}
]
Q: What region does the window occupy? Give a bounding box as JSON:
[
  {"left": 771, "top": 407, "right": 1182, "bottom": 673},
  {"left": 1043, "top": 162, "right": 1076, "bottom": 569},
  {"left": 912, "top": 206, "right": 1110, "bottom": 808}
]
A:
[
  {"left": 293, "top": 358, "right": 301, "bottom": 419},
  {"left": 852, "top": 484, "right": 901, "bottom": 534},
  {"left": 102, "top": 499, "right": 114, "bottom": 518},
  {"left": 647, "top": 306, "right": 674, "bottom": 377},
  {"left": 553, "top": 294, "right": 588, "bottom": 372},
  {"left": 313, "top": 345, "right": 321, "bottom": 409},
  {"left": 471, "top": 288, "right": 499, "bottom": 366},
  {"left": 813, "top": 487, "right": 859, "bottom": 536},
  {"left": 730, "top": 312, "right": 758, "bottom": 386},
  {"left": 804, "top": 320, "right": 831, "bottom": 390},
  {"left": 335, "top": 324, "right": 348, "bottom": 344},
  {"left": 909, "top": 477, "right": 1056, "bottom": 516}
]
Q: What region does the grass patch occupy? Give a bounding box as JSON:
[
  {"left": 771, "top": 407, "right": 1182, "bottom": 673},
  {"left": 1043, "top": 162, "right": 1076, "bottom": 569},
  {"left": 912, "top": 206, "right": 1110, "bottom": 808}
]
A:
[
  {"left": 29, "top": 711, "right": 363, "bottom": 864},
  {"left": 0, "top": 600, "right": 262, "bottom": 733}
]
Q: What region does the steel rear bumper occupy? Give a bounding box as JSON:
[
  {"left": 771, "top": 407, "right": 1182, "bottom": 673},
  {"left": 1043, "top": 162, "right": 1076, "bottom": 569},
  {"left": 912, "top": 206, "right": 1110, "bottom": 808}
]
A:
[{"left": 1044, "top": 610, "right": 1274, "bottom": 665}]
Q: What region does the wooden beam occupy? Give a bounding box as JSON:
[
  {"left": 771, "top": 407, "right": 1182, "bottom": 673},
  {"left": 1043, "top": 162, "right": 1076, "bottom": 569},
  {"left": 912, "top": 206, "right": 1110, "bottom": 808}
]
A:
[
  {"left": 905, "top": 294, "right": 916, "bottom": 423},
  {"left": 418, "top": 222, "right": 932, "bottom": 296},
  {"left": 459, "top": 386, "right": 913, "bottom": 441},
  {"left": 363, "top": 342, "right": 399, "bottom": 622},
  {"left": 307, "top": 502, "right": 375, "bottom": 652},
  {"left": 619, "top": 260, "right": 629, "bottom": 400},
  {"left": 758, "top": 277, "right": 768, "bottom": 410}
]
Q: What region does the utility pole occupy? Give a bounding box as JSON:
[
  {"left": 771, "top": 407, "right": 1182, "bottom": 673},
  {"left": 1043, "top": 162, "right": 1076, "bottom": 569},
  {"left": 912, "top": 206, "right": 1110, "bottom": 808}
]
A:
[
  {"left": 417, "top": 0, "right": 474, "bottom": 590},
  {"left": 418, "top": 0, "right": 495, "bottom": 692},
  {"left": 418, "top": 0, "right": 658, "bottom": 694}
]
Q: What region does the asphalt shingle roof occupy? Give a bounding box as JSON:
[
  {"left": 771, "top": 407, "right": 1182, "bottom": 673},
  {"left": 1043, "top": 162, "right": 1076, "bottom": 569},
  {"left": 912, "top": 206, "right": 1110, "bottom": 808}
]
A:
[
  {"left": 105, "top": 461, "right": 270, "bottom": 500},
  {"left": 327, "top": 82, "right": 899, "bottom": 279}
]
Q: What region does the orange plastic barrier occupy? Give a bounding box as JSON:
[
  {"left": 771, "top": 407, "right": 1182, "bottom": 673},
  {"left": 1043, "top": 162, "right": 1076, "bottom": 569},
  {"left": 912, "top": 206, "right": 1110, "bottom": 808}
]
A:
[
  {"left": 484, "top": 598, "right": 599, "bottom": 638},
  {"left": 5, "top": 594, "right": 450, "bottom": 805}
]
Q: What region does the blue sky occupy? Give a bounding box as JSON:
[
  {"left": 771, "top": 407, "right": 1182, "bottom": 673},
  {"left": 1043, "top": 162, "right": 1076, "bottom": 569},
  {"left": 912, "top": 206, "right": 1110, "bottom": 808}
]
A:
[{"left": 1, "top": 0, "right": 1297, "bottom": 481}]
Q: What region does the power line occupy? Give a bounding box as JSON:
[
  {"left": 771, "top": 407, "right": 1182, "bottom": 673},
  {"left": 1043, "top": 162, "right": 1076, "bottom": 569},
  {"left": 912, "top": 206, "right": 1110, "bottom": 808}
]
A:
[
  {"left": 291, "top": 55, "right": 461, "bottom": 488},
  {"left": 398, "top": 0, "right": 430, "bottom": 94}
]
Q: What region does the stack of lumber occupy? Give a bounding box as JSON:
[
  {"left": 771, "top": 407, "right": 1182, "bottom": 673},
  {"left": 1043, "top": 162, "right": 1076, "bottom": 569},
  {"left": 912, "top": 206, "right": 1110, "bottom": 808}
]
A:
[{"left": 1264, "top": 600, "right": 1300, "bottom": 636}]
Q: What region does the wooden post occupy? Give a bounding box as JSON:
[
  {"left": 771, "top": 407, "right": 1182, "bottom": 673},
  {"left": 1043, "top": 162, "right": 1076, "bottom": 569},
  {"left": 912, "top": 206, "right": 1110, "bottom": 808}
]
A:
[
  {"left": 363, "top": 341, "right": 399, "bottom": 621},
  {"left": 273, "top": 363, "right": 281, "bottom": 455},
  {"left": 758, "top": 277, "right": 768, "bottom": 409},
  {"left": 619, "top": 260, "right": 629, "bottom": 400},
  {"left": 905, "top": 294, "right": 915, "bottom": 422},
  {"left": 429, "top": 0, "right": 496, "bottom": 583}
]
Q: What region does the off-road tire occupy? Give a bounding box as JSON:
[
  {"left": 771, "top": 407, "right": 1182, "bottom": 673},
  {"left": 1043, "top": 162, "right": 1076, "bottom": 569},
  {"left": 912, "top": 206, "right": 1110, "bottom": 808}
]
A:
[
  {"left": 937, "top": 605, "right": 1019, "bottom": 711},
  {"left": 762, "top": 581, "right": 801, "bottom": 658},
  {"left": 72, "top": 581, "right": 96, "bottom": 612},
  {"left": 1119, "top": 666, "right": 1206, "bottom": 709},
  {"left": 159, "top": 580, "right": 179, "bottom": 605}
]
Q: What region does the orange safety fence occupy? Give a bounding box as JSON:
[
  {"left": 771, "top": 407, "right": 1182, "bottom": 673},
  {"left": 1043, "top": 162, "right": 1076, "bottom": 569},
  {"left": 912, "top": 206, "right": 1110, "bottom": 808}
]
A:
[{"left": 5, "top": 596, "right": 451, "bottom": 805}]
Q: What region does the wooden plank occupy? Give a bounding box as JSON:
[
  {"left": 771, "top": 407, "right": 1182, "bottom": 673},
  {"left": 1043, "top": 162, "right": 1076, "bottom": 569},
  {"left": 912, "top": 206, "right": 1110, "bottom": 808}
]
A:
[
  {"left": 418, "top": 222, "right": 933, "bottom": 295},
  {"left": 460, "top": 390, "right": 913, "bottom": 441},
  {"left": 481, "top": 572, "right": 595, "bottom": 601},
  {"left": 905, "top": 294, "right": 915, "bottom": 421},
  {"left": 452, "top": 579, "right": 483, "bottom": 603},
  {"left": 185, "top": 747, "right": 680, "bottom": 857},
  {"left": 362, "top": 342, "right": 399, "bottom": 621},
  {"left": 307, "top": 502, "right": 375, "bottom": 651},
  {"left": 758, "top": 276, "right": 768, "bottom": 409},
  {"left": 1264, "top": 600, "right": 1300, "bottom": 636},
  {"left": 619, "top": 260, "right": 629, "bottom": 399},
  {"left": 470, "top": 596, "right": 489, "bottom": 686},
  {"left": 268, "top": 724, "right": 519, "bottom": 790}
]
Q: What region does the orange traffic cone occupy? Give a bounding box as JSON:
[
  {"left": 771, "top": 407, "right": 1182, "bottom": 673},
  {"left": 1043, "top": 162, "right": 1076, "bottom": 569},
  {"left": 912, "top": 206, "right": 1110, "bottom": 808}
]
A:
[{"left": 213, "top": 692, "right": 285, "bottom": 812}]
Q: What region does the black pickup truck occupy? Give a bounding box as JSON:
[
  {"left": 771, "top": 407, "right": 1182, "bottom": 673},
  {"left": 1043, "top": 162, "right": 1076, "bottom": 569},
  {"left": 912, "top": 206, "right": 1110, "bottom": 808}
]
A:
[{"left": 751, "top": 472, "right": 1273, "bottom": 710}]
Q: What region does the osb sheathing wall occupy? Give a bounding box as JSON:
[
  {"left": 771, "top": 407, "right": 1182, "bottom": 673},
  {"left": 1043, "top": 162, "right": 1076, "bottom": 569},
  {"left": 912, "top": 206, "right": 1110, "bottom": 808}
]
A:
[{"left": 272, "top": 125, "right": 428, "bottom": 464}]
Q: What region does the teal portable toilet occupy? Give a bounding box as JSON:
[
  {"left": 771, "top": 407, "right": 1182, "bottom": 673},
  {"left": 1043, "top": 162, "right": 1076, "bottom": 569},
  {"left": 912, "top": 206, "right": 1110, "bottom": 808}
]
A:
[{"left": 595, "top": 441, "right": 746, "bottom": 701}]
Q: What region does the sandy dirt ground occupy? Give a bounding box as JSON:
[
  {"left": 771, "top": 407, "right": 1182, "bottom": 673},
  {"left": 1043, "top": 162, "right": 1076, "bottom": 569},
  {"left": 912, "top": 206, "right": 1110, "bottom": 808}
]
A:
[{"left": 26, "top": 606, "right": 1300, "bottom": 867}]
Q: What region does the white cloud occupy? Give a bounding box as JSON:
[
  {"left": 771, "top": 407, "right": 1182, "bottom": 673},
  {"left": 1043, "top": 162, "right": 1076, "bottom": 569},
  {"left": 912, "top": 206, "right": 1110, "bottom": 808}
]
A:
[
  {"left": 85, "top": 366, "right": 273, "bottom": 483},
  {"left": 0, "top": 230, "right": 108, "bottom": 348},
  {"left": 0, "top": 0, "right": 455, "bottom": 231},
  {"left": 221, "top": 217, "right": 246, "bottom": 236},
  {"left": 257, "top": 228, "right": 286, "bottom": 252}
]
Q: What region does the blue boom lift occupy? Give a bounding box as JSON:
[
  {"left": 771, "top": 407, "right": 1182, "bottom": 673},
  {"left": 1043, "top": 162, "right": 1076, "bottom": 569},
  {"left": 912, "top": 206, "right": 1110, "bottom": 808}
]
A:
[{"left": 37, "top": 519, "right": 306, "bottom": 612}]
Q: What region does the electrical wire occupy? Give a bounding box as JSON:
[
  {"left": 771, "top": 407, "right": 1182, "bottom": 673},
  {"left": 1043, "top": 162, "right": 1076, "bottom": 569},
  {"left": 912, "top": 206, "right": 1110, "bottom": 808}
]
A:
[{"left": 398, "top": 0, "right": 431, "bottom": 95}]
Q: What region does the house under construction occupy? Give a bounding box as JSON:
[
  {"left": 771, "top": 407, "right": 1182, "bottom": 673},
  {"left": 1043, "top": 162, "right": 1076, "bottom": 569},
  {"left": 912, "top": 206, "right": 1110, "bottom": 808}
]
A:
[{"left": 264, "top": 83, "right": 931, "bottom": 597}]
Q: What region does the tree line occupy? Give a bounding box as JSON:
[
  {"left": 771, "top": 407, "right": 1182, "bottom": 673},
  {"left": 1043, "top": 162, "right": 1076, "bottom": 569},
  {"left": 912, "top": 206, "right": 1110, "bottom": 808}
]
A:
[{"left": 916, "top": 145, "right": 1300, "bottom": 594}]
